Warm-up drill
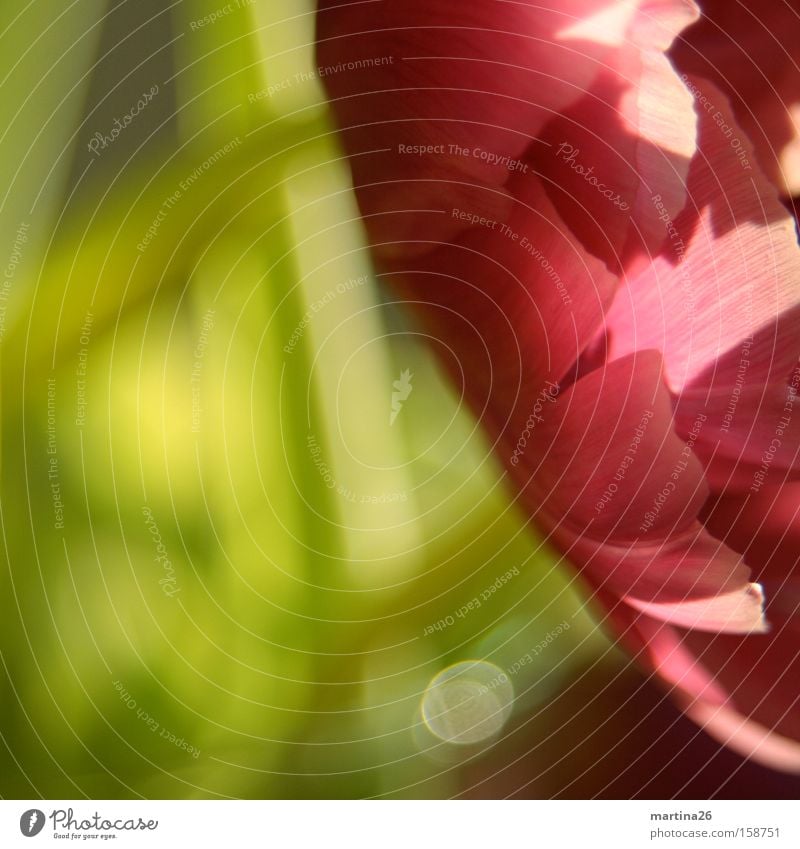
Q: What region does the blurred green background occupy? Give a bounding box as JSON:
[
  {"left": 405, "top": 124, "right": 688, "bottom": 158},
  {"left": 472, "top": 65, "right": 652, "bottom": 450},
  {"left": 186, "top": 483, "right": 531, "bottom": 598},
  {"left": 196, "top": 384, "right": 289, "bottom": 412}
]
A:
[{"left": 6, "top": 0, "right": 768, "bottom": 800}]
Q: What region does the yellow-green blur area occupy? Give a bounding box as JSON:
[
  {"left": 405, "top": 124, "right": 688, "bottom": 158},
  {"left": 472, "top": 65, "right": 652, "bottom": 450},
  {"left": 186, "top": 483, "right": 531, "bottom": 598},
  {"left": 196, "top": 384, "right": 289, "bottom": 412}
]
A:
[{"left": 0, "top": 0, "right": 615, "bottom": 798}]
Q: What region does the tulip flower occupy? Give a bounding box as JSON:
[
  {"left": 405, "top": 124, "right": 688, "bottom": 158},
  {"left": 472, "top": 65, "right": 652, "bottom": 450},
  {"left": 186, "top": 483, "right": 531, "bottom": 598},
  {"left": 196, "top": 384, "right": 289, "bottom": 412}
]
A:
[{"left": 317, "top": 0, "right": 800, "bottom": 771}]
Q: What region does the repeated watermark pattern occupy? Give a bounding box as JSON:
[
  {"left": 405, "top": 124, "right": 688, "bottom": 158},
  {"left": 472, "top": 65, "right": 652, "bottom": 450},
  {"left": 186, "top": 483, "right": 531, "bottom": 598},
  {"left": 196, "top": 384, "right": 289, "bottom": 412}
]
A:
[
  {"left": 248, "top": 55, "right": 395, "bottom": 103},
  {"left": 681, "top": 75, "right": 753, "bottom": 170},
  {"left": 283, "top": 275, "right": 367, "bottom": 354},
  {"left": 114, "top": 680, "right": 200, "bottom": 758},
  {"left": 137, "top": 137, "right": 242, "bottom": 253},
  {"left": 423, "top": 567, "right": 520, "bottom": 636},
  {"left": 87, "top": 85, "right": 159, "bottom": 157},
  {"left": 141, "top": 507, "right": 180, "bottom": 597},
  {"left": 75, "top": 312, "right": 94, "bottom": 428},
  {"left": 0, "top": 220, "right": 28, "bottom": 340},
  {"left": 555, "top": 143, "right": 630, "bottom": 211},
  {"left": 450, "top": 207, "right": 573, "bottom": 307},
  {"left": 651, "top": 192, "right": 696, "bottom": 322},
  {"left": 191, "top": 309, "right": 215, "bottom": 433},
  {"left": 472, "top": 621, "right": 572, "bottom": 697},
  {"left": 510, "top": 381, "right": 560, "bottom": 467},
  {"left": 390, "top": 369, "right": 413, "bottom": 425},
  {"left": 188, "top": 0, "right": 255, "bottom": 31},
  {"left": 46, "top": 377, "right": 64, "bottom": 531},
  {"left": 751, "top": 364, "right": 799, "bottom": 493},
  {"left": 306, "top": 432, "right": 407, "bottom": 503},
  {"left": 594, "top": 409, "right": 653, "bottom": 515},
  {"left": 398, "top": 141, "right": 528, "bottom": 173},
  {"left": 639, "top": 412, "right": 706, "bottom": 534}
]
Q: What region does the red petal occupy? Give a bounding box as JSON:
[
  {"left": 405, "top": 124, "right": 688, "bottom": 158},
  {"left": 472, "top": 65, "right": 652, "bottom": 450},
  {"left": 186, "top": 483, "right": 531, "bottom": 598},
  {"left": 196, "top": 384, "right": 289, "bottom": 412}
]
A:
[
  {"left": 513, "top": 351, "right": 759, "bottom": 614},
  {"left": 673, "top": 0, "right": 800, "bottom": 196},
  {"left": 606, "top": 79, "right": 800, "bottom": 395},
  {"left": 675, "top": 372, "right": 800, "bottom": 492},
  {"left": 702, "top": 483, "right": 800, "bottom": 582},
  {"left": 317, "top": 0, "right": 700, "bottom": 258},
  {"left": 597, "top": 599, "right": 800, "bottom": 772},
  {"left": 537, "top": 0, "right": 700, "bottom": 267},
  {"left": 642, "top": 612, "right": 800, "bottom": 772},
  {"left": 386, "top": 174, "right": 617, "bottom": 436}
]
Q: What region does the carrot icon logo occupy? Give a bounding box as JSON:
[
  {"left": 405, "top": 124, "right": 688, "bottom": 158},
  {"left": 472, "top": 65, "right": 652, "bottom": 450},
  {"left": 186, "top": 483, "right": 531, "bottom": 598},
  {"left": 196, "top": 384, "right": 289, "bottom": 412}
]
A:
[
  {"left": 390, "top": 369, "right": 413, "bottom": 425},
  {"left": 19, "top": 809, "right": 45, "bottom": 837}
]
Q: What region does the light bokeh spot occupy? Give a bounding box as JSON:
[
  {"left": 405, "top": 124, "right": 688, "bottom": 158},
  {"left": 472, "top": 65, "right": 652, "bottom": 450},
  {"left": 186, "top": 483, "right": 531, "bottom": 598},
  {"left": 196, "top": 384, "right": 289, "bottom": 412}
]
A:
[{"left": 421, "top": 660, "right": 514, "bottom": 745}]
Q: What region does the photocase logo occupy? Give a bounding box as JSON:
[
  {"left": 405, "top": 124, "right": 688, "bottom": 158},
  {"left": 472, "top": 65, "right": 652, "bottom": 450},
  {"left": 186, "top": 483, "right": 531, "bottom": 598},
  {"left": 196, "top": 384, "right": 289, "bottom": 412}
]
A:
[
  {"left": 19, "top": 809, "right": 45, "bottom": 837},
  {"left": 390, "top": 369, "right": 413, "bottom": 425}
]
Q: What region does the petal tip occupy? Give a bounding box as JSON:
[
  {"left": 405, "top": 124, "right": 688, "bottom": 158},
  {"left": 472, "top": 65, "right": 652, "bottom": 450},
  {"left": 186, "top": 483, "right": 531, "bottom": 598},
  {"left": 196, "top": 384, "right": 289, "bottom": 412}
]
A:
[{"left": 626, "top": 581, "right": 768, "bottom": 634}]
